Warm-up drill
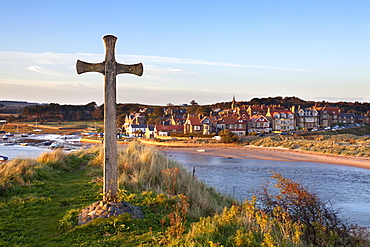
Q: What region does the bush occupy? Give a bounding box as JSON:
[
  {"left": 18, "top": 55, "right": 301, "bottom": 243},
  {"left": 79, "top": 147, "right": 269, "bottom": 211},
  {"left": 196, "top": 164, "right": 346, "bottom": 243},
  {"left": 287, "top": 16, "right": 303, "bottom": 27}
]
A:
[
  {"left": 219, "top": 129, "right": 239, "bottom": 143},
  {"left": 254, "top": 173, "right": 366, "bottom": 246}
]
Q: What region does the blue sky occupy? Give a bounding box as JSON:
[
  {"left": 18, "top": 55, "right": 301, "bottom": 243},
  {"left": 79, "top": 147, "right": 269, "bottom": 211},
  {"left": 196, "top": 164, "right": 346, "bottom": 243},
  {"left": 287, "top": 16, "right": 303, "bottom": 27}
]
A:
[{"left": 1, "top": 0, "right": 369, "bottom": 105}]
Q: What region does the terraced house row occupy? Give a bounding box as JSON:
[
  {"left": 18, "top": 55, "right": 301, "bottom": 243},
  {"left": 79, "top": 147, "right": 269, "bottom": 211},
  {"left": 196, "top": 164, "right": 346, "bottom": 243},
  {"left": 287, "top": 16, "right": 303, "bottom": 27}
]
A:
[{"left": 122, "top": 103, "right": 369, "bottom": 137}]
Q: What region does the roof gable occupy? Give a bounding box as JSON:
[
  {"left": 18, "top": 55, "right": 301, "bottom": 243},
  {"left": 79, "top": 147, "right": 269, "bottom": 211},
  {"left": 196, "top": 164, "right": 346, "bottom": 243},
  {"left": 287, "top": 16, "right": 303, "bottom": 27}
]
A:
[{"left": 187, "top": 117, "right": 201, "bottom": 125}]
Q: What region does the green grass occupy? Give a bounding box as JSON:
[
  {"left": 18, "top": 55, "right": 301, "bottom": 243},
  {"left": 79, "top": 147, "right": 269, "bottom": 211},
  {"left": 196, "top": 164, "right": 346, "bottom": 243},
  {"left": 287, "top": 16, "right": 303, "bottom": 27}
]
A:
[{"left": 0, "top": 164, "right": 100, "bottom": 246}]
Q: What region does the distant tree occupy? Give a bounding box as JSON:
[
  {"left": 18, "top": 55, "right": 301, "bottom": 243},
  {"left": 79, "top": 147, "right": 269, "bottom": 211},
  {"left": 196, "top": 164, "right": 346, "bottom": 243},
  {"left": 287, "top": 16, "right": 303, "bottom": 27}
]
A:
[
  {"left": 129, "top": 106, "right": 139, "bottom": 113},
  {"left": 152, "top": 107, "right": 164, "bottom": 117},
  {"left": 75, "top": 111, "right": 82, "bottom": 121},
  {"left": 190, "top": 100, "right": 198, "bottom": 106},
  {"left": 147, "top": 117, "right": 161, "bottom": 125},
  {"left": 116, "top": 114, "right": 126, "bottom": 127},
  {"left": 195, "top": 106, "right": 206, "bottom": 116},
  {"left": 204, "top": 106, "right": 213, "bottom": 116},
  {"left": 92, "top": 108, "right": 103, "bottom": 120},
  {"left": 186, "top": 106, "right": 197, "bottom": 115},
  {"left": 166, "top": 103, "right": 174, "bottom": 107},
  {"left": 219, "top": 129, "right": 239, "bottom": 143}
]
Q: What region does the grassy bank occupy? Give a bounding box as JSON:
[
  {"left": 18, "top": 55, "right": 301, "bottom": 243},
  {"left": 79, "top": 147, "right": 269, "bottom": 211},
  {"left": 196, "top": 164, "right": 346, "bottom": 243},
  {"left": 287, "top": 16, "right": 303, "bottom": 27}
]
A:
[
  {"left": 1, "top": 142, "right": 369, "bottom": 246},
  {"left": 250, "top": 133, "right": 370, "bottom": 157}
]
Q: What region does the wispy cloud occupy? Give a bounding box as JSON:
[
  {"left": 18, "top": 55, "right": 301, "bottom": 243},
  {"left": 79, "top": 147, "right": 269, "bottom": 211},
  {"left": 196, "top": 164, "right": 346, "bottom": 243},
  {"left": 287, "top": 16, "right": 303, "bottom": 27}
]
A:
[
  {"left": 0, "top": 51, "right": 305, "bottom": 72},
  {"left": 0, "top": 51, "right": 76, "bottom": 64},
  {"left": 124, "top": 55, "right": 306, "bottom": 71},
  {"left": 26, "top": 65, "right": 60, "bottom": 76},
  {"left": 144, "top": 65, "right": 196, "bottom": 75}
]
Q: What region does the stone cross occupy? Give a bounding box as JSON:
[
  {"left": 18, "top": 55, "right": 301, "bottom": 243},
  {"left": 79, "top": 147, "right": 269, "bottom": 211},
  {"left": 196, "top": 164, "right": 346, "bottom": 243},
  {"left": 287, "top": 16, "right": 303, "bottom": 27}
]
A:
[{"left": 76, "top": 35, "right": 143, "bottom": 201}]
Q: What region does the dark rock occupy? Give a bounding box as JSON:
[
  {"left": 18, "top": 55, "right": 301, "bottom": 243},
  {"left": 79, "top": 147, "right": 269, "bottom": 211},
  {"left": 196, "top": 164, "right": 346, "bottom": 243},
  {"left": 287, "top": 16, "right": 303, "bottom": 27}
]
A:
[{"left": 77, "top": 200, "right": 144, "bottom": 225}]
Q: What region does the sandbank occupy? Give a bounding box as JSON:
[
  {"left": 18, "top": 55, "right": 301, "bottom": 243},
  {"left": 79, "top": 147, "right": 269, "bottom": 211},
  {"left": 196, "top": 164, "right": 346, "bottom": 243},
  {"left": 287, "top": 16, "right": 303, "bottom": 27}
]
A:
[{"left": 157, "top": 145, "right": 370, "bottom": 169}]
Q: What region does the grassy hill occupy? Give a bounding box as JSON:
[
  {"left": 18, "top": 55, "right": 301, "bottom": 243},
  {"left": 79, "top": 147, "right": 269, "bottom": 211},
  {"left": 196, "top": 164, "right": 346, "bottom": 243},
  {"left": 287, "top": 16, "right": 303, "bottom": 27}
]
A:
[{"left": 1, "top": 142, "right": 368, "bottom": 246}]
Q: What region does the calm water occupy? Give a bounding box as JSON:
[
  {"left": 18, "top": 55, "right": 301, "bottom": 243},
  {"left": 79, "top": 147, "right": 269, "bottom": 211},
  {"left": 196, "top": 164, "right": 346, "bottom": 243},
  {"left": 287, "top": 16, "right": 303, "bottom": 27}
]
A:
[
  {"left": 0, "top": 144, "right": 51, "bottom": 159},
  {"left": 165, "top": 151, "right": 370, "bottom": 228},
  {"left": 0, "top": 134, "right": 82, "bottom": 160}
]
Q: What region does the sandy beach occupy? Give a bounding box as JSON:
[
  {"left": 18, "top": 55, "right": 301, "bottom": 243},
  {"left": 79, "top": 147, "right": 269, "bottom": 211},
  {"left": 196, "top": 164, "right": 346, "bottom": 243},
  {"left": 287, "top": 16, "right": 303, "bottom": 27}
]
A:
[{"left": 157, "top": 145, "right": 370, "bottom": 169}]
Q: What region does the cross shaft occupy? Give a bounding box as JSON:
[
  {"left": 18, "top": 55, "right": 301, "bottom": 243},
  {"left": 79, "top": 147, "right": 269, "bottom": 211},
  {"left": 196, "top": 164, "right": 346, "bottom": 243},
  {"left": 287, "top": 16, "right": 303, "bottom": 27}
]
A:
[{"left": 76, "top": 35, "right": 143, "bottom": 202}]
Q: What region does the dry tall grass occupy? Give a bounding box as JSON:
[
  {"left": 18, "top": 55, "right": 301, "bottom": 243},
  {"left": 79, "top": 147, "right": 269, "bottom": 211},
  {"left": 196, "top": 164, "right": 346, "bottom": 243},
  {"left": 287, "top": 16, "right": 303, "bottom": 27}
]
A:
[
  {"left": 251, "top": 134, "right": 370, "bottom": 156},
  {"left": 87, "top": 141, "right": 233, "bottom": 218},
  {"left": 0, "top": 149, "right": 88, "bottom": 193}
]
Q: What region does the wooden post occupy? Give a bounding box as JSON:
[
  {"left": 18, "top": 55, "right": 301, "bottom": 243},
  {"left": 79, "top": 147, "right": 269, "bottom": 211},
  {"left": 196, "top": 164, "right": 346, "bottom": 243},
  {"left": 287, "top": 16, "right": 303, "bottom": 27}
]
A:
[{"left": 76, "top": 35, "right": 143, "bottom": 201}]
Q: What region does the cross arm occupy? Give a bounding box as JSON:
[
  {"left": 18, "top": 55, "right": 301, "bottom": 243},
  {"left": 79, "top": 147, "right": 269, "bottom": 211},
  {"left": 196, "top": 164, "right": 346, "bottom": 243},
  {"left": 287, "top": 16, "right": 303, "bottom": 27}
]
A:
[
  {"left": 76, "top": 60, "right": 105, "bottom": 75},
  {"left": 117, "top": 62, "right": 143, "bottom": 76}
]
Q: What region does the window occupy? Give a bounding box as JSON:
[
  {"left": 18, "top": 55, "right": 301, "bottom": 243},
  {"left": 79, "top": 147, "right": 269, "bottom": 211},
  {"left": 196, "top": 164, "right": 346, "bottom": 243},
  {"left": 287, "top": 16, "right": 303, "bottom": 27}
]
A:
[{"left": 194, "top": 126, "right": 200, "bottom": 130}]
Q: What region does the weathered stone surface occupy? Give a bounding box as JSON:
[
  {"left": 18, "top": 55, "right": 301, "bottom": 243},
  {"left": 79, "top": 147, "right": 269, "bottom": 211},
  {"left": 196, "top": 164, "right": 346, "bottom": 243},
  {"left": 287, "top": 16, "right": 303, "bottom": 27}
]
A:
[
  {"left": 77, "top": 200, "right": 144, "bottom": 225},
  {"left": 76, "top": 35, "right": 143, "bottom": 202}
]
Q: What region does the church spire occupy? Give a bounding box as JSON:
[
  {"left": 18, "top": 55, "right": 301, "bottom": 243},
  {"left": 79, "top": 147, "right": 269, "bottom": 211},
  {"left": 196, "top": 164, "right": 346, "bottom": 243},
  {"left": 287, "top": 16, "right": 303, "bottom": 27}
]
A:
[{"left": 231, "top": 95, "right": 236, "bottom": 109}]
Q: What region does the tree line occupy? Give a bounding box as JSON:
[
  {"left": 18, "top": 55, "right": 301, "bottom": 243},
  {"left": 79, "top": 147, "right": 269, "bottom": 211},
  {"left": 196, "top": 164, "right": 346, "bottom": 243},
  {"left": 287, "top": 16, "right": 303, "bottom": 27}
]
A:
[{"left": 2, "top": 97, "right": 369, "bottom": 123}]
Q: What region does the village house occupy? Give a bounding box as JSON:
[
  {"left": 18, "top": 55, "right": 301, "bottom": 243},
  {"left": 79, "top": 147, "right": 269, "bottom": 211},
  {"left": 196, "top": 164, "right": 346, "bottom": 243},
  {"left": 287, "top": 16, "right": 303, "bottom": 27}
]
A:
[
  {"left": 200, "top": 116, "right": 214, "bottom": 135},
  {"left": 338, "top": 113, "right": 356, "bottom": 126},
  {"left": 313, "top": 106, "right": 341, "bottom": 128},
  {"left": 266, "top": 108, "right": 296, "bottom": 132},
  {"left": 313, "top": 106, "right": 330, "bottom": 128},
  {"left": 247, "top": 115, "right": 271, "bottom": 134},
  {"left": 246, "top": 105, "right": 268, "bottom": 117},
  {"left": 123, "top": 113, "right": 147, "bottom": 131},
  {"left": 356, "top": 115, "right": 370, "bottom": 125},
  {"left": 296, "top": 108, "right": 319, "bottom": 130},
  {"left": 319, "top": 106, "right": 341, "bottom": 127},
  {"left": 183, "top": 115, "right": 215, "bottom": 135},
  {"left": 124, "top": 124, "right": 147, "bottom": 137},
  {"left": 218, "top": 116, "right": 248, "bottom": 136},
  {"left": 184, "top": 116, "right": 203, "bottom": 135},
  {"left": 170, "top": 116, "right": 186, "bottom": 125},
  {"left": 145, "top": 125, "right": 155, "bottom": 139},
  {"left": 164, "top": 108, "right": 187, "bottom": 118},
  {"left": 154, "top": 125, "right": 184, "bottom": 137}
]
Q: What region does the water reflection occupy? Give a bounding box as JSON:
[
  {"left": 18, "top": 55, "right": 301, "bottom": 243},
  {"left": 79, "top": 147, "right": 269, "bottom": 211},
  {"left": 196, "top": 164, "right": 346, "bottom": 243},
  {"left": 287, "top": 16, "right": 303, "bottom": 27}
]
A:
[{"left": 165, "top": 151, "right": 370, "bottom": 227}]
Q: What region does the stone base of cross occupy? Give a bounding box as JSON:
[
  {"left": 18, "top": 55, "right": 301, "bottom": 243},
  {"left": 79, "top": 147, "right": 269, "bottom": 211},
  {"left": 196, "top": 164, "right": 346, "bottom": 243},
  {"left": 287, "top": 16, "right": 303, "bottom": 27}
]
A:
[{"left": 76, "top": 35, "right": 143, "bottom": 201}]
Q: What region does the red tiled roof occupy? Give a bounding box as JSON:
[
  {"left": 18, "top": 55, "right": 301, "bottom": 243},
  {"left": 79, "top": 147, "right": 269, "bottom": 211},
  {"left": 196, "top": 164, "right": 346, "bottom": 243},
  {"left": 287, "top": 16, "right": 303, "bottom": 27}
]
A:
[
  {"left": 269, "top": 110, "right": 293, "bottom": 114},
  {"left": 187, "top": 117, "right": 201, "bottom": 125},
  {"left": 155, "top": 125, "right": 183, "bottom": 131},
  {"left": 325, "top": 106, "right": 340, "bottom": 115},
  {"left": 222, "top": 117, "right": 238, "bottom": 124},
  {"left": 249, "top": 115, "right": 269, "bottom": 122}
]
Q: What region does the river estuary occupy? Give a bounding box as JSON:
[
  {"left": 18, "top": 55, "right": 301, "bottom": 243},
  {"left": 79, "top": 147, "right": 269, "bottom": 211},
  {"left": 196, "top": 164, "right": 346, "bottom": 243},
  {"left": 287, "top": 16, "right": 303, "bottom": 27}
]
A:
[
  {"left": 164, "top": 151, "right": 370, "bottom": 228},
  {"left": 1, "top": 138, "right": 369, "bottom": 228}
]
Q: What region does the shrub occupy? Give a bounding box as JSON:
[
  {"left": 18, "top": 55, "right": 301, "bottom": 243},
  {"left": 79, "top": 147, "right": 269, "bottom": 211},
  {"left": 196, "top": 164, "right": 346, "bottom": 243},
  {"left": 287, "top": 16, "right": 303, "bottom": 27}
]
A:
[
  {"left": 219, "top": 129, "right": 239, "bottom": 143},
  {"left": 254, "top": 173, "right": 365, "bottom": 246}
]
